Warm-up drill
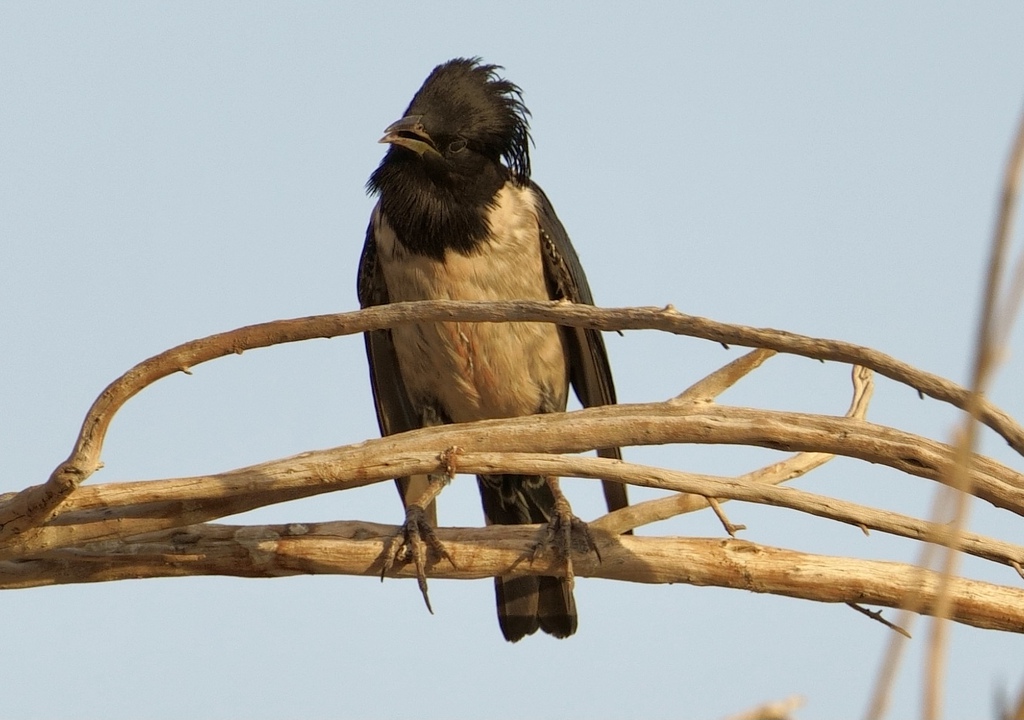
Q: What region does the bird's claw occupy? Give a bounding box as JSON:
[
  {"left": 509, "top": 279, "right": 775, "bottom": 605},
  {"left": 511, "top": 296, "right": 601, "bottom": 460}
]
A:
[
  {"left": 531, "top": 496, "right": 600, "bottom": 588},
  {"left": 380, "top": 505, "right": 455, "bottom": 614}
]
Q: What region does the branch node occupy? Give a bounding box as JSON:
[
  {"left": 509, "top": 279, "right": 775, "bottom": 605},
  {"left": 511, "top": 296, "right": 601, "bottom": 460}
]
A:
[
  {"left": 439, "top": 445, "right": 463, "bottom": 479},
  {"left": 708, "top": 498, "right": 745, "bottom": 537}
]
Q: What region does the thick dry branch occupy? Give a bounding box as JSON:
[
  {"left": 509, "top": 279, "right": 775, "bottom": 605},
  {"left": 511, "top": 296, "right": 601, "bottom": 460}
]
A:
[
  {"left": 5, "top": 522, "right": 1023, "bottom": 634},
  {"left": 7, "top": 454, "right": 1023, "bottom": 584},
  {"left": 4, "top": 299, "right": 1021, "bottom": 543},
  {"left": 5, "top": 403, "right": 1022, "bottom": 561}
]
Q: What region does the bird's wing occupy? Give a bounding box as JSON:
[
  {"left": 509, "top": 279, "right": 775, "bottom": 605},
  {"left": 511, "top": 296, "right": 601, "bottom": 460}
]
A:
[
  {"left": 357, "top": 211, "right": 437, "bottom": 524},
  {"left": 532, "top": 182, "right": 628, "bottom": 515}
]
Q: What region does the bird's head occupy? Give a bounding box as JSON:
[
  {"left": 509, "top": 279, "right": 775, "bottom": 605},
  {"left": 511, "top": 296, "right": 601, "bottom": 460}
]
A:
[{"left": 372, "top": 58, "right": 532, "bottom": 188}]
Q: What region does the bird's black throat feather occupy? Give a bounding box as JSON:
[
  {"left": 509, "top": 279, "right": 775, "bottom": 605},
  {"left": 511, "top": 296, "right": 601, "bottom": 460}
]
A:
[{"left": 368, "top": 148, "right": 510, "bottom": 260}]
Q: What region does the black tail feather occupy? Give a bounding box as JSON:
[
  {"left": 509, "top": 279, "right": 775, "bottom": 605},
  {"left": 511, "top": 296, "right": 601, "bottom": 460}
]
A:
[{"left": 478, "top": 473, "right": 577, "bottom": 642}]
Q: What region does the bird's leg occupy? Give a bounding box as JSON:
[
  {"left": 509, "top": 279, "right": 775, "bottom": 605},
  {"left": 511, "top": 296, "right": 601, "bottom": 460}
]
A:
[
  {"left": 380, "top": 447, "right": 460, "bottom": 613},
  {"left": 533, "top": 476, "right": 600, "bottom": 589}
]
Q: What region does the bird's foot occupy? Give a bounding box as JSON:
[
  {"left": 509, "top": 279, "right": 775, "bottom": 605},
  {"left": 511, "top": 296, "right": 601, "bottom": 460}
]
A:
[
  {"left": 380, "top": 504, "right": 455, "bottom": 614},
  {"left": 531, "top": 493, "right": 601, "bottom": 589}
]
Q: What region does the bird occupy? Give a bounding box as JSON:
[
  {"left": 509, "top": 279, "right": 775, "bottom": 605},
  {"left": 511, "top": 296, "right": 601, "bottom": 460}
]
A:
[{"left": 357, "top": 57, "right": 626, "bottom": 642}]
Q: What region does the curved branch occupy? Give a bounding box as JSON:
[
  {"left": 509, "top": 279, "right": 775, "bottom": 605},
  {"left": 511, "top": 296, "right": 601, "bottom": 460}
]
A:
[
  {"left": 6, "top": 522, "right": 1023, "bottom": 634},
  {"left": 5, "top": 404, "right": 1022, "bottom": 570},
  {"left": 3, "top": 299, "right": 1021, "bottom": 542}
]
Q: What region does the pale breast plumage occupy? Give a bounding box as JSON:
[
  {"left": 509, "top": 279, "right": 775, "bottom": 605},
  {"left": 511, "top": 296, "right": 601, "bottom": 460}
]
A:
[{"left": 373, "top": 184, "right": 568, "bottom": 424}]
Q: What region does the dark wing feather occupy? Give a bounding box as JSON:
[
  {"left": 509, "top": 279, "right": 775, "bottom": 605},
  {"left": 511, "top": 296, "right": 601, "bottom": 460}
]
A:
[
  {"left": 532, "top": 182, "right": 628, "bottom": 516},
  {"left": 357, "top": 212, "right": 436, "bottom": 524}
]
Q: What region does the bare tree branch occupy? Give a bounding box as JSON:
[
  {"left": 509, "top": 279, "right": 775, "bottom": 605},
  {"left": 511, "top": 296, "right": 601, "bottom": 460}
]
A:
[
  {"left": 4, "top": 294, "right": 1022, "bottom": 545},
  {"left": 5, "top": 523, "right": 1023, "bottom": 635},
  {"left": 5, "top": 402, "right": 1023, "bottom": 559}
]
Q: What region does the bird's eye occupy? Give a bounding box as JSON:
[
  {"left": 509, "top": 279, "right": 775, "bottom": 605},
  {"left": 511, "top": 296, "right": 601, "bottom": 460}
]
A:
[{"left": 448, "top": 139, "right": 467, "bottom": 153}]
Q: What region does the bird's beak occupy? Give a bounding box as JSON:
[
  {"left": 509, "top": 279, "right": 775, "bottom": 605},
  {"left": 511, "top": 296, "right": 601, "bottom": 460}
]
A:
[{"left": 378, "top": 115, "right": 443, "bottom": 158}]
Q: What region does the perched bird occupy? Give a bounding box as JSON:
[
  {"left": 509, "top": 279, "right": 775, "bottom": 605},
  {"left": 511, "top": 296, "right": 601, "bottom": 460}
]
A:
[{"left": 358, "top": 58, "right": 626, "bottom": 642}]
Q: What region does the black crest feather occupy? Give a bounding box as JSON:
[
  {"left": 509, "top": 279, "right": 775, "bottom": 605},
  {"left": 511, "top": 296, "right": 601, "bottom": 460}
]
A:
[{"left": 405, "top": 57, "right": 532, "bottom": 183}]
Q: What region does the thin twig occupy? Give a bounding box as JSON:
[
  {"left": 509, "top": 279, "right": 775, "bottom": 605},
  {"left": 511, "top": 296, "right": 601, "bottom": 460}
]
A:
[
  {"left": 708, "top": 498, "right": 746, "bottom": 537},
  {"left": 847, "top": 603, "right": 912, "bottom": 638},
  {"left": 671, "top": 348, "right": 777, "bottom": 404}
]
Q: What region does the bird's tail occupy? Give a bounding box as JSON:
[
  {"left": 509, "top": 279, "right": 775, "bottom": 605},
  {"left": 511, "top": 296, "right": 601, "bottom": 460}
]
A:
[{"left": 477, "top": 473, "right": 577, "bottom": 642}]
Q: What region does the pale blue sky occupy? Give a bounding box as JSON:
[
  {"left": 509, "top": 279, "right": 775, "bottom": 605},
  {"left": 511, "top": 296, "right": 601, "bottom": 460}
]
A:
[{"left": 3, "top": 3, "right": 1024, "bottom": 718}]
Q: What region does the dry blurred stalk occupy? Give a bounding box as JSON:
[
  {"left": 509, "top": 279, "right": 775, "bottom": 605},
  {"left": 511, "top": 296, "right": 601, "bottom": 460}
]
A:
[
  {"left": 925, "top": 103, "right": 1024, "bottom": 720},
  {"left": 865, "top": 105, "right": 1024, "bottom": 720},
  {"left": 724, "top": 695, "right": 805, "bottom": 720},
  {"left": 1000, "top": 682, "right": 1024, "bottom": 720}
]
